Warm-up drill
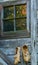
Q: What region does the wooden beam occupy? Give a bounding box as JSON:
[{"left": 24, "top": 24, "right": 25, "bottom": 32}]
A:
[{"left": 31, "top": 0, "right": 37, "bottom": 65}]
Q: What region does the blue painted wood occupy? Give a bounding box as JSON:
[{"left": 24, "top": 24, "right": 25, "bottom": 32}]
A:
[
  {"left": 1, "top": 6, "right": 3, "bottom": 36},
  {"left": 0, "top": 38, "right": 31, "bottom": 65},
  {"left": 31, "top": 0, "right": 37, "bottom": 65},
  {"left": 0, "top": 58, "right": 8, "bottom": 65},
  {"left": 36, "top": 0, "right": 38, "bottom": 37},
  {"left": 0, "top": 0, "right": 38, "bottom": 65},
  {"left": 27, "top": 0, "right": 30, "bottom": 32}
]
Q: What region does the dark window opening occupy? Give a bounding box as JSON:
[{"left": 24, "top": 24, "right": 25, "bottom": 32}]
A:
[{"left": 3, "top": 4, "right": 27, "bottom": 32}]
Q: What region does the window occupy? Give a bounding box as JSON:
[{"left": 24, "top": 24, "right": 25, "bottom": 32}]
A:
[
  {"left": 1, "top": 2, "right": 30, "bottom": 38},
  {"left": 3, "top": 4, "right": 27, "bottom": 32}
]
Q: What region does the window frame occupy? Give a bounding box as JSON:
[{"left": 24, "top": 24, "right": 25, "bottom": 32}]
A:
[{"left": 1, "top": 1, "right": 30, "bottom": 39}]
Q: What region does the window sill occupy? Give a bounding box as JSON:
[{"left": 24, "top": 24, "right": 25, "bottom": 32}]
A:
[{"left": 0, "top": 30, "right": 30, "bottom": 40}]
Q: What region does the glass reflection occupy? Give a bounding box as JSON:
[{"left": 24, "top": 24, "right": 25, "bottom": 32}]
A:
[
  {"left": 4, "top": 6, "right": 14, "bottom": 19},
  {"left": 16, "top": 4, "right": 27, "bottom": 18},
  {"left": 3, "top": 20, "right": 14, "bottom": 32},
  {"left": 16, "top": 19, "right": 27, "bottom": 30}
]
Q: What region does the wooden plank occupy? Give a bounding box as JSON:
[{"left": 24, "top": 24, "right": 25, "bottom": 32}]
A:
[
  {"left": 0, "top": 50, "right": 13, "bottom": 65},
  {"left": 31, "top": 0, "right": 37, "bottom": 65}
]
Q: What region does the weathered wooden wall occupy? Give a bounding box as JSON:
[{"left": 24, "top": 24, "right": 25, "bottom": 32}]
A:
[
  {"left": 0, "top": 38, "right": 31, "bottom": 65},
  {"left": 0, "top": 0, "right": 38, "bottom": 65}
]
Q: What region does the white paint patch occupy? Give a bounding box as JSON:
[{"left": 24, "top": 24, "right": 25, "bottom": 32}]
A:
[{"left": 0, "top": 57, "right": 7, "bottom": 65}]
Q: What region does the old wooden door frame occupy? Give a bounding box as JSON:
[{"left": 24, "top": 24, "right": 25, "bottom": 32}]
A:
[{"left": 31, "top": 0, "right": 37, "bottom": 65}]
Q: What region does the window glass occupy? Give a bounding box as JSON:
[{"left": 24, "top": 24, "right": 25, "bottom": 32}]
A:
[
  {"left": 16, "top": 18, "right": 27, "bottom": 30},
  {"left": 3, "top": 4, "right": 27, "bottom": 33},
  {"left": 4, "top": 6, "right": 14, "bottom": 19},
  {"left": 15, "top": 4, "right": 27, "bottom": 18},
  {"left": 3, "top": 20, "right": 14, "bottom": 32}
]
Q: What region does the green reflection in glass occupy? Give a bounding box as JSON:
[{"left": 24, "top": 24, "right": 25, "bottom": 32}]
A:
[
  {"left": 4, "top": 6, "right": 14, "bottom": 19},
  {"left": 16, "top": 19, "right": 27, "bottom": 30},
  {"left": 3, "top": 20, "right": 14, "bottom": 32},
  {"left": 16, "top": 4, "right": 27, "bottom": 18}
]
